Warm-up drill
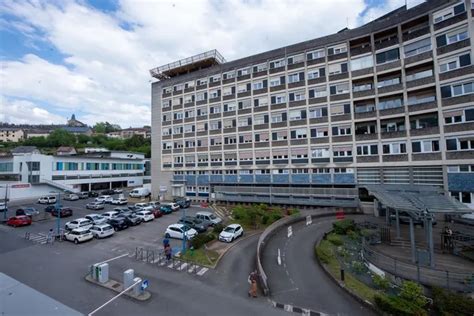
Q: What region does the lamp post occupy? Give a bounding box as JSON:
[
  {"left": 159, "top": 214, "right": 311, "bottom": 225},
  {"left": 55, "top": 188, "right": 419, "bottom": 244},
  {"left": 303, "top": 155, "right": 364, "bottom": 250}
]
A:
[
  {"left": 182, "top": 206, "right": 186, "bottom": 255},
  {"left": 2, "top": 184, "right": 8, "bottom": 221},
  {"left": 51, "top": 191, "right": 61, "bottom": 238}
]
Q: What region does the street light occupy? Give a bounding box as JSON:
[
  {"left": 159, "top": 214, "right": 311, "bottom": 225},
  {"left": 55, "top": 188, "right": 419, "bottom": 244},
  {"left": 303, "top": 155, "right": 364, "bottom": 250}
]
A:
[
  {"left": 50, "top": 191, "right": 61, "bottom": 238},
  {"left": 1, "top": 184, "right": 8, "bottom": 221},
  {"left": 182, "top": 206, "right": 186, "bottom": 255}
]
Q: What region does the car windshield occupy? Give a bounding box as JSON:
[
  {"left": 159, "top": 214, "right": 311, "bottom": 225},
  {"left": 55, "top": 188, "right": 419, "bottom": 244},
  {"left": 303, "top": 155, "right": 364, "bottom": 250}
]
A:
[
  {"left": 224, "top": 227, "right": 234, "bottom": 233},
  {"left": 182, "top": 226, "right": 191, "bottom": 231},
  {"left": 209, "top": 214, "right": 217, "bottom": 219}
]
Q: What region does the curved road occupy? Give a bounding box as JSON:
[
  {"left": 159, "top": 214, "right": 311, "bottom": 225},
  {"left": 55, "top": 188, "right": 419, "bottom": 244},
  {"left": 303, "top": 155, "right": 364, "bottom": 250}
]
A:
[{"left": 262, "top": 216, "right": 375, "bottom": 315}]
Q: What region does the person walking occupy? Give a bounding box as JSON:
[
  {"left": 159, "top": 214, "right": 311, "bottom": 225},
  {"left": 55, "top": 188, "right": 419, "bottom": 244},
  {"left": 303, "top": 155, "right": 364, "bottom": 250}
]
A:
[
  {"left": 46, "top": 228, "right": 54, "bottom": 244},
  {"left": 248, "top": 270, "right": 258, "bottom": 298},
  {"left": 165, "top": 244, "right": 172, "bottom": 261}
]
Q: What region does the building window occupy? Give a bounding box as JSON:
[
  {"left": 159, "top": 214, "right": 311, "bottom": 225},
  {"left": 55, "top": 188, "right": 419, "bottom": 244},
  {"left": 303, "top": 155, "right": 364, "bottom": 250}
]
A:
[
  {"left": 288, "top": 72, "right": 304, "bottom": 83},
  {"left": 412, "top": 139, "right": 440, "bottom": 153},
  {"left": 289, "top": 109, "right": 306, "bottom": 121},
  {"left": 223, "top": 102, "right": 236, "bottom": 112},
  {"left": 382, "top": 142, "right": 407, "bottom": 154},
  {"left": 330, "top": 103, "right": 350, "bottom": 116},
  {"left": 350, "top": 55, "right": 373, "bottom": 71},
  {"left": 405, "top": 69, "right": 433, "bottom": 82},
  {"left": 334, "top": 168, "right": 353, "bottom": 174},
  {"left": 377, "top": 76, "right": 400, "bottom": 88},
  {"left": 271, "top": 94, "right": 287, "bottom": 104},
  {"left": 403, "top": 38, "right": 431, "bottom": 57},
  {"left": 307, "top": 49, "right": 325, "bottom": 60},
  {"left": 433, "top": 2, "right": 465, "bottom": 24},
  {"left": 446, "top": 137, "right": 474, "bottom": 151},
  {"left": 307, "top": 67, "right": 325, "bottom": 79},
  {"left": 444, "top": 108, "right": 474, "bottom": 124},
  {"left": 332, "top": 126, "right": 351, "bottom": 136},
  {"left": 310, "top": 127, "right": 328, "bottom": 138},
  {"left": 313, "top": 168, "right": 330, "bottom": 174},
  {"left": 441, "top": 81, "right": 474, "bottom": 98},
  {"left": 269, "top": 59, "right": 285, "bottom": 69},
  {"left": 253, "top": 63, "right": 267, "bottom": 72},
  {"left": 328, "top": 43, "right": 347, "bottom": 55},
  {"left": 309, "top": 85, "right": 327, "bottom": 98},
  {"left": 436, "top": 27, "right": 469, "bottom": 47},
  {"left": 333, "top": 148, "right": 352, "bottom": 157},
  {"left": 309, "top": 106, "right": 327, "bottom": 118},
  {"left": 311, "top": 148, "right": 330, "bottom": 158},
  {"left": 328, "top": 62, "right": 348, "bottom": 75},
  {"left": 329, "top": 82, "right": 349, "bottom": 95},
  {"left": 353, "top": 82, "right": 372, "bottom": 92},
  {"left": 357, "top": 144, "right": 378, "bottom": 156},
  {"left": 287, "top": 54, "right": 304, "bottom": 65},
  {"left": 439, "top": 53, "right": 471, "bottom": 73},
  {"left": 223, "top": 71, "right": 235, "bottom": 80},
  {"left": 290, "top": 128, "right": 307, "bottom": 139},
  {"left": 376, "top": 48, "right": 400, "bottom": 64},
  {"left": 378, "top": 96, "right": 403, "bottom": 110}
]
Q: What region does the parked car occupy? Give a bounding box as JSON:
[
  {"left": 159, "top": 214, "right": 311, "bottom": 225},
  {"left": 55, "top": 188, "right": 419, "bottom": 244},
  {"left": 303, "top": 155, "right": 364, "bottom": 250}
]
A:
[
  {"left": 50, "top": 207, "right": 73, "bottom": 218},
  {"left": 85, "top": 214, "right": 108, "bottom": 225},
  {"left": 174, "top": 198, "right": 191, "bottom": 208},
  {"left": 461, "top": 213, "right": 474, "bottom": 220},
  {"left": 78, "top": 192, "right": 89, "bottom": 199},
  {"left": 135, "top": 202, "right": 149, "bottom": 208},
  {"left": 113, "top": 188, "right": 123, "bottom": 194},
  {"left": 90, "top": 224, "right": 114, "bottom": 239},
  {"left": 102, "top": 211, "right": 119, "bottom": 220},
  {"left": 63, "top": 228, "right": 93, "bottom": 244},
  {"left": 120, "top": 213, "right": 142, "bottom": 226},
  {"left": 148, "top": 201, "right": 160, "bottom": 209},
  {"left": 151, "top": 208, "right": 163, "bottom": 218},
  {"left": 101, "top": 189, "right": 116, "bottom": 196},
  {"left": 127, "top": 205, "right": 141, "bottom": 212},
  {"left": 219, "top": 224, "right": 243, "bottom": 242},
  {"left": 86, "top": 202, "right": 105, "bottom": 210},
  {"left": 63, "top": 194, "right": 79, "bottom": 201},
  {"left": 129, "top": 187, "right": 151, "bottom": 198},
  {"left": 136, "top": 210, "right": 154, "bottom": 222},
  {"left": 108, "top": 218, "right": 129, "bottom": 231},
  {"left": 7, "top": 215, "right": 32, "bottom": 227},
  {"left": 96, "top": 195, "right": 113, "bottom": 203},
  {"left": 44, "top": 205, "right": 58, "bottom": 213},
  {"left": 161, "top": 202, "right": 180, "bottom": 212},
  {"left": 196, "top": 211, "right": 222, "bottom": 226},
  {"left": 178, "top": 216, "right": 208, "bottom": 233},
  {"left": 160, "top": 205, "right": 173, "bottom": 214},
  {"left": 38, "top": 196, "right": 57, "bottom": 204},
  {"left": 88, "top": 191, "right": 99, "bottom": 198},
  {"left": 111, "top": 197, "right": 128, "bottom": 205},
  {"left": 164, "top": 224, "right": 198, "bottom": 240},
  {"left": 16, "top": 207, "right": 39, "bottom": 217},
  {"left": 0, "top": 201, "right": 7, "bottom": 212},
  {"left": 65, "top": 218, "right": 93, "bottom": 231},
  {"left": 113, "top": 207, "right": 129, "bottom": 215}
]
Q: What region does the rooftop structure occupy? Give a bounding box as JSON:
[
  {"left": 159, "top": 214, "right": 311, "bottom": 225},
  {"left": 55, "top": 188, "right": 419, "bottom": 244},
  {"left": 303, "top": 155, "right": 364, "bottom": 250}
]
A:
[{"left": 150, "top": 50, "right": 226, "bottom": 80}]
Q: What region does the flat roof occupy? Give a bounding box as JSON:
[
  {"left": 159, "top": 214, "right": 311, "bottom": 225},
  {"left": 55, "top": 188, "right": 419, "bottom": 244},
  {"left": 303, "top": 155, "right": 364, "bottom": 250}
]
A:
[
  {"left": 363, "top": 184, "right": 472, "bottom": 214},
  {"left": 0, "top": 273, "right": 81, "bottom": 316}
]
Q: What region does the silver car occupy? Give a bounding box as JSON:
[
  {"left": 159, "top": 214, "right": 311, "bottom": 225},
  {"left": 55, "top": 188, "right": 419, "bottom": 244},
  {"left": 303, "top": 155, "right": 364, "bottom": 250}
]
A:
[
  {"left": 85, "top": 214, "right": 108, "bottom": 225},
  {"left": 86, "top": 202, "right": 105, "bottom": 210}
]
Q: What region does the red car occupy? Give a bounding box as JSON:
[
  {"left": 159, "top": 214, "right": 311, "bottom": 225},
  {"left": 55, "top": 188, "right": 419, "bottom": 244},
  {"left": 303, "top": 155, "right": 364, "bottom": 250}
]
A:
[
  {"left": 152, "top": 209, "right": 163, "bottom": 218},
  {"left": 7, "top": 215, "right": 32, "bottom": 227}
]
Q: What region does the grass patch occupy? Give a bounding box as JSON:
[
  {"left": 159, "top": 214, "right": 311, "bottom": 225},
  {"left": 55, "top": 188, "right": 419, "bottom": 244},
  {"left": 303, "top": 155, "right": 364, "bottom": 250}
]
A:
[
  {"left": 180, "top": 248, "right": 219, "bottom": 267},
  {"left": 315, "top": 239, "right": 378, "bottom": 304}
]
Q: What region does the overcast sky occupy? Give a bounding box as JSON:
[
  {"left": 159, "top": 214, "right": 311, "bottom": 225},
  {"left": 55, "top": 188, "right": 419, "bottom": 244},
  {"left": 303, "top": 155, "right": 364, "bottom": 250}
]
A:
[{"left": 0, "top": 0, "right": 424, "bottom": 128}]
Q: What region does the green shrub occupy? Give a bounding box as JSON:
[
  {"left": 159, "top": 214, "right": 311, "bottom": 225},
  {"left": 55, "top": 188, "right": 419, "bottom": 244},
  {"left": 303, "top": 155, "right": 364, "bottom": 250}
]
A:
[
  {"left": 347, "top": 230, "right": 360, "bottom": 240},
  {"left": 327, "top": 234, "right": 343, "bottom": 246},
  {"left": 332, "top": 219, "right": 355, "bottom": 235},
  {"left": 432, "top": 286, "right": 474, "bottom": 316},
  {"left": 375, "top": 294, "right": 427, "bottom": 316},
  {"left": 261, "top": 215, "right": 269, "bottom": 225},
  {"left": 212, "top": 224, "right": 224, "bottom": 234},
  {"left": 351, "top": 261, "right": 365, "bottom": 274},
  {"left": 400, "top": 281, "right": 428, "bottom": 309},
  {"left": 372, "top": 274, "right": 390, "bottom": 291},
  {"left": 316, "top": 241, "right": 333, "bottom": 264},
  {"left": 190, "top": 233, "right": 214, "bottom": 249}
]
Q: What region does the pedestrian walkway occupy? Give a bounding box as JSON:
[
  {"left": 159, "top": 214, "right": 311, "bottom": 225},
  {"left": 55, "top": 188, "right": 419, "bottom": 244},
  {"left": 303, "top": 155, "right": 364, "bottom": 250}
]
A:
[{"left": 24, "top": 232, "right": 49, "bottom": 245}]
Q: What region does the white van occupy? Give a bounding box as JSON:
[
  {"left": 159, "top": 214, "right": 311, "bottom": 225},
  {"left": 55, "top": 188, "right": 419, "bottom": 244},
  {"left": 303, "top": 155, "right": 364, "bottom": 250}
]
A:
[{"left": 129, "top": 188, "right": 151, "bottom": 198}]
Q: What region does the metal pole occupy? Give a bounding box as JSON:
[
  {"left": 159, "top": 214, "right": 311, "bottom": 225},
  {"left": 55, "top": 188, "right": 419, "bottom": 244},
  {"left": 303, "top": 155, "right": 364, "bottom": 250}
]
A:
[
  {"left": 428, "top": 218, "right": 435, "bottom": 268},
  {"left": 395, "top": 209, "right": 400, "bottom": 239},
  {"left": 88, "top": 278, "right": 141, "bottom": 316},
  {"left": 182, "top": 207, "right": 186, "bottom": 255},
  {"left": 409, "top": 218, "right": 416, "bottom": 263},
  {"left": 56, "top": 191, "right": 61, "bottom": 237},
  {"left": 3, "top": 184, "right": 8, "bottom": 220}
]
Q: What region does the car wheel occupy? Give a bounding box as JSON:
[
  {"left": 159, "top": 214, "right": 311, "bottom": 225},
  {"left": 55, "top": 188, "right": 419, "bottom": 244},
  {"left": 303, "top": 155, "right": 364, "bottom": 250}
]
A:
[
  {"left": 114, "top": 227, "right": 118, "bottom": 232},
  {"left": 165, "top": 233, "right": 170, "bottom": 238},
  {"left": 230, "top": 237, "right": 234, "bottom": 242},
  {"left": 74, "top": 239, "right": 79, "bottom": 244}
]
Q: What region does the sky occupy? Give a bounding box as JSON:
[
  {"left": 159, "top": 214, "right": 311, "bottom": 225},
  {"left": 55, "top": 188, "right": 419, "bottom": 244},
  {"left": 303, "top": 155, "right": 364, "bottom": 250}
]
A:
[{"left": 0, "top": 0, "right": 425, "bottom": 128}]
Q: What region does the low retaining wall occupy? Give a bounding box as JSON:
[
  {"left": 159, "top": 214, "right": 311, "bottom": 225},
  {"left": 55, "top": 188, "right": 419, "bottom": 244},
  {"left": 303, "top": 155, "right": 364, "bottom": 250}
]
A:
[{"left": 256, "top": 208, "right": 360, "bottom": 296}]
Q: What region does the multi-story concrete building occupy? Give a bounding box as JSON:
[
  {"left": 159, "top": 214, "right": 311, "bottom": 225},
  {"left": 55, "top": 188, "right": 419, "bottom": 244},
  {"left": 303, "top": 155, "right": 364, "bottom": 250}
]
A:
[
  {"left": 0, "top": 149, "right": 146, "bottom": 202},
  {"left": 150, "top": 0, "right": 474, "bottom": 209},
  {"left": 0, "top": 128, "right": 25, "bottom": 142}
]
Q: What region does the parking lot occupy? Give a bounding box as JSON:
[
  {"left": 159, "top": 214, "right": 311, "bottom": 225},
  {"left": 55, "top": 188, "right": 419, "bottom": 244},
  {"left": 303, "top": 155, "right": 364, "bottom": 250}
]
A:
[{"left": 1, "top": 193, "right": 215, "bottom": 258}]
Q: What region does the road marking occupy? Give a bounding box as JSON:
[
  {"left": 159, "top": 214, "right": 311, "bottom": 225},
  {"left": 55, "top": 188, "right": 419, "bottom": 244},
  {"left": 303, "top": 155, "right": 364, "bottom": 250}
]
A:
[
  {"left": 284, "top": 304, "right": 293, "bottom": 312},
  {"left": 167, "top": 262, "right": 174, "bottom": 268},
  {"left": 197, "top": 267, "right": 208, "bottom": 276},
  {"left": 178, "top": 263, "right": 188, "bottom": 271},
  {"left": 270, "top": 287, "right": 299, "bottom": 296}
]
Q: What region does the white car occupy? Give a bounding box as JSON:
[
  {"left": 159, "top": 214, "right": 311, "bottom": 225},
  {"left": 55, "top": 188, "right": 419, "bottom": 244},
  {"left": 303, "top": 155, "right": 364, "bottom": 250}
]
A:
[
  {"left": 102, "top": 211, "right": 119, "bottom": 220},
  {"left": 85, "top": 214, "right": 108, "bottom": 225},
  {"left": 64, "top": 194, "right": 79, "bottom": 201},
  {"left": 64, "top": 228, "right": 94, "bottom": 244},
  {"left": 38, "top": 196, "right": 57, "bottom": 204},
  {"left": 136, "top": 210, "right": 154, "bottom": 222},
  {"left": 65, "top": 218, "right": 93, "bottom": 231},
  {"left": 111, "top": 197, "right": 128, "bottom": 205},
  {"left": 86, "top": 202, "right": 105, "bottom": 210},
  {"left": 148, "top": 201, "right": 160, "bottom": 209},
  {"left": 135, "top": 202, "right": 149, "bottom": 208},
  {"left": 196, "top": 211, "right": 222, "bottom": 226},
  {"left": 219, "top": 224, "right": 244, "bottom": 243},
  {"left": 113, "top": 188, "right": 123, "bottom": 194},
  {"left": 96, "top": 195, "right": 113, "bottom": 203},
  {"left": 165, "top": 224, "right": 198, "bottom": 240},
  {"left": 90, "top": 224, "right": 114, "bottom": 239}
]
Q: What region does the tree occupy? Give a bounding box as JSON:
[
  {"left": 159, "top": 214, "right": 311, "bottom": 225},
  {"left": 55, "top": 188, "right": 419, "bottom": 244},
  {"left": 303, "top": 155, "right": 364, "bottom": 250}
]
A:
[
  {"left": 124, "top": 135, "right": 146, "bottom": 148},
  {"left": 93, "top": 122, "right": 121, "bottom": 134},
  {"left": 47, "top": 129, "right": 76, "bottom": 147}
]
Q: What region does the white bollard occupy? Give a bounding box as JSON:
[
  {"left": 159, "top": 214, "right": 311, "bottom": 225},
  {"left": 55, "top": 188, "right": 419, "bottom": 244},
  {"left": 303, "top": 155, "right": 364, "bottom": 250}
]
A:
[
  {"left": 277, "top": 248, "right": 281, "bottom": 266},
  {"left": 306, "top": 215, "right": 312, "bottom": 226},
  {"left": 287, "top": 226, "right": 293, "bottom": 238}
]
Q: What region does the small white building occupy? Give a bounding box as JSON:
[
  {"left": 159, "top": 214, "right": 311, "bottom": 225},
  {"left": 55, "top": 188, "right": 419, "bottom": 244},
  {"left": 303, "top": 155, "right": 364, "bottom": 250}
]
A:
[
  {"left": 0, "top": 128, "right": 25, "bottom": 142},
  {"left": 0, "top": 150, "right": 146, "bottom": 202}
]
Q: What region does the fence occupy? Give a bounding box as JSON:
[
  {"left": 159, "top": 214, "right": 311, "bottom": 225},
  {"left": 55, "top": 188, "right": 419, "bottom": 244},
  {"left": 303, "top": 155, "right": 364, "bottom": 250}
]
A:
[
  {"left": 362, "top": 244, "right": 474, "bottom": 292},
  {"left": 134, "top": 247, "right": 203, "bottom": 274}
]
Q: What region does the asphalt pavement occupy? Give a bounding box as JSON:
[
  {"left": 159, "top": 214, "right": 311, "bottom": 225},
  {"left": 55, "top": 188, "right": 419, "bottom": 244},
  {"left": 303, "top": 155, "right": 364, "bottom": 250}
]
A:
[{"left": 262, "top": 216, "right": 376, "bottom": 316}]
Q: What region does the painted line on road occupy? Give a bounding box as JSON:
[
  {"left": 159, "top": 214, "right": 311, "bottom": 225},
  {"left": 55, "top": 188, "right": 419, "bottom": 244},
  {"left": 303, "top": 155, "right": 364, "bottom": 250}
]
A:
[
  {"left": 197, "top": 267, "right": 208, "bottom": 276},
  {"left": 178, "top": 263, "right": 188, "bottom": 271}
]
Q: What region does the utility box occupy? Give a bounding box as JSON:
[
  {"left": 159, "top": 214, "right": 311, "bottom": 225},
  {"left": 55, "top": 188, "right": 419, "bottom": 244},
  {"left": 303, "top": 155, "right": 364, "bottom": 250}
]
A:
[
  {"left": 123, "top": 269, "right": 134, "bottom": 289},
  {"left": 91, "top": 263, "right": 101, "bottom": 281},
  {"left": 97, "top": 263, "right": 109, "bottom": 283},
  {"left": 132, "top": 277, "right": 142, "bottom": 296}
]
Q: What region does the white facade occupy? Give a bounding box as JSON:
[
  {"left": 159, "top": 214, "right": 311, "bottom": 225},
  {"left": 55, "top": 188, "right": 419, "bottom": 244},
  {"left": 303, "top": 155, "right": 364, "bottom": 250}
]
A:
[{"left": 0, "top": 152, "right": 146, "bottom": 202}]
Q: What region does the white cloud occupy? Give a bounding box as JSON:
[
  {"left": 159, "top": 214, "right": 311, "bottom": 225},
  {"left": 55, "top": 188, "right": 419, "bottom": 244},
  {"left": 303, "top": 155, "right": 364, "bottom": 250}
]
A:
[
  {"left": 0, "top": 97, "right": 65, "bottom": 124},
  {"left": 0, "top": 0, "right": 413, "bottom": 127}
]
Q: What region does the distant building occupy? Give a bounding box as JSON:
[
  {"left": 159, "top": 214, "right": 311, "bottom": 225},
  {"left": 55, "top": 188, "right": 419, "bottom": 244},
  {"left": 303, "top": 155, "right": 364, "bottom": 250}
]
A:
[
  {"left": 56, "top": 146, "right": 77, "bottom": 156},
  {"left": 0, "top": 127, "right": 24, "bottom": 142},
  {"left": 25, "top": 129, "right": 52, "bottom": 139},
  {"left": 10, "top": 146, "right": 40, "bottom": 155},
  {"left": 63, "top": 114, "right": 92, "bottom": 136},
  {"left": 84, "top": 147, "right": 109, "bottom": 153},
  {"left": 106, "top": 127, "right": 151, "bottom": 139}
]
